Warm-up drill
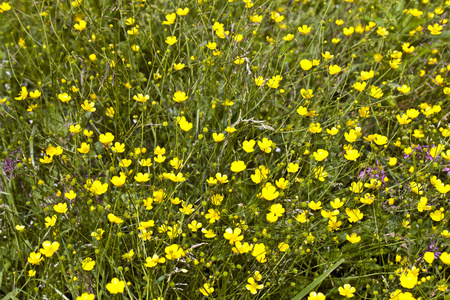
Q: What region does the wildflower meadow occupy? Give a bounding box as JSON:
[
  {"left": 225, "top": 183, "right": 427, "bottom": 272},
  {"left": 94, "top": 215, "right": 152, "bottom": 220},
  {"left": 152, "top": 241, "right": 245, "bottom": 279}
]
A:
[{"left": 1, "top": 0, "right": 450, "bottom": 299}]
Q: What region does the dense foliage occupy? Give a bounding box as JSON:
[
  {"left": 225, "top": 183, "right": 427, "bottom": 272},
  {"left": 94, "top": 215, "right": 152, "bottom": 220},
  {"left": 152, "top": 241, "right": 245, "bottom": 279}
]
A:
[{"left": 1, "top": 0, "right": 450, "bottom": 299}]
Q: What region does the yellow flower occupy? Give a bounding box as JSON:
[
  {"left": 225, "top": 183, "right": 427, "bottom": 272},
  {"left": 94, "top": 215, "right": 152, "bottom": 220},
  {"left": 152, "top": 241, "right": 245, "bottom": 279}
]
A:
[
  {"left": 423, "top": 252, "right": 435, "bottom": 264},
  {"left": 0, "top": 2, "right": 12, "bottom": 12},
  {"left": 321, "top": 51, "right": 334, "bottom": 60},
  {"left": 91, "top": 228, "right": 104, "bottom": 240},
  {"left": 122, "top": 249, "right": 134, "bottom": 261},
  {"left": 261, "top": 183, "right": 279, "bottom": 200},
  {"left": 250, "top": 14, "right": 263, "bottom": 23},
  {"left": 199, "top": 283, "right": 214, "bottom": 296},
  {"left": 258, "top": 138, "right": 273, "bottom": 153},
  {"left": 211, "top": 194, "right": 223, "bottom": 205},
  {"left": 213, "top": 132, "right": 225, "bottom": 142},
  {"left": 242, "top": 140, "right": 256, "bottom": 152},
  {"left": 127, "top": 26, "right": 139, "bottom": 35},
  {"left": 106, "top": 278, "right": 125, "bottom": 294},
  {"left": 353, "top": 82, "right": 366, "bottom": 92},
  {"left": 346, "top": 207, "right": 363, "bottom": 222},
  {"left": 345, "top": 149, "right": 360, "bottom": 161},
  {"left": 343, "top": 27, "right": 354, "bottom": 36},
  {"left": 370, "top": 86, "right": 383, "bottom": 98},
  {"left": 429, "top": 144, "right": 444, "bottom": 158},
  {"left": 82, "top": 258, "right": 96, "bottom": 271},
  {"left": 125, "top": 17, "right": 135, "bottom": 25},
  {"left": 308, "top": 201, "right": 322, "bottom": 210},
  {"left": 331, "top": 198, "right": 344, "bottom": 209},
  {"left": 65, "top": 190, "right": 77, "bottom": 200},
  {"left": 328, "top": 65, "right": 341, "bottom": 75},
  {"left": 332, "top": 38, "right": 340, "bottom": 44},
  {"left": 15, "top": 86, "right": 28, "bottom": 100},
  {"left": 77, "top": 143, "right": 90, "bottom": 154},
  {"left": 165, "top": 244, "right": 185, "bottom": 260},
  {"left": 223, "top": 228, "right": 244, "bottom": 244},
  {"left": 162, "top": 13, "right": 176, "bottom": 25},
  {"left": 133, "top": 94, "right": 149, "bottom": 103},
  {"left": 144, "top": 254, "right": 166, "bottom": 268},
  {"left": 396, "top": 114, "right": 412, "bottom": 125},
  {"left": 110, "top": 173, "right": 126, "bottom": 187},
  {"left": 99, "top": 132, "right": 114, "bottom": 145},
  {"left": 173, "top": 63, "right": 185, "bottom": 70},
  {"left": 283, "top": 34, "right": 294, "bottom": 41},
  {"left": 339, "top": 284, "right": 356, "bottom": 298},
  {"left": 106, "top": 107, "right": 115, "bottom": 117},
  {"left": 230, "top": 161, "right": 246, "bottom": 172},
  {"left": 74, "top": 20, "right": 87, "bottom": 31},
  {"left": 54, "top": 203, "right": 68, "bottom": 213},
  {"left": 300, "top": 59, "right": 313, "bottom": 70},
  {"left": 176, "top": 7, "right": 189, "bottom": 16},
  {"left": 287, "top": 162, "right": 299, "bottom": 173},
  {"left": 173, "top": 91, "right": 188, "bottom": 103},
  {"left": 69, "top": 124, "right": 81, "bottom": 134},
  {"left": 313, "top": 149, "right": 329, "bottom": 161},
  {"left": 76, "top": 293, "right": 95, "bottom": 300},
  {"left": 270, "top": 12, "right": 284, "bottom": 23},
  {"left": 165, "top": 36, "right": 177, "bottom": 45},
  {"left": 326, "top": 127, "right": 339, "bottom": 135},
  {"left": 111, "top": 142, "right": 125, "bottom": 153},
  {"left": 397, "top": 85, "right": 410, "bottom": 94},
  {"left": 376, "top": 26, "right": 389, "bottom": 36},
  {"left": 154, "top": 154, "right": 166, "bottom": 163},
  {"left": 81, "top": 100, "right": 96, "bottom": 112},
  {"left": 314, "top": 166, "right": 328, "bottom": 181},
  {"left": 234, "top": 56, "right": 245, "bottom": 65},
  {"left": 252, "top": 243, "right": 267, "bottom": 263},
  {"left": 45, "top": 215, "right": 57, "bottom": 227},
  {"left": 134, "top": 172, "right": 150, "bottom": 183},
  {"left": 307, "top": 292, "right": 326, "bottom": 300},
  {"left": 360, "top": 70, "right": 374, "bottom": 81},
  {"left": 346, "top": 233, "right": 361, "bottom": 244},
  {"left": 309, "top": 123, "right": 322, "bottom": 133},
  {"left": 430, "top": 210, "right": 444, "bottom": 221},
  {"left": 440, "top": 252, "right": 450, "bottom": 265},
  {"left": 89, "top": 180, "right": 108, "bottom": 195},
  {"left": 374, "top": 135, "right": 388, "bottom": 145},
  {"left": 28, "top": 252, "right": 44, "bottom": 265},
  {"left": 234, "top": 34, "right": 243, "bottom": 42},
  {"left": 297, "top": 106, "right": 308, "bottom": 116},
  {"left": 59, "top": 92, "right": 71, "bottom": 102},
  {"left": 39, "top": 241, "right": 60, "bottom": 257},
  {"left": 29, "top": 90, "right": 41, "bottom": 99},
  {"left": 301, "top": 89, "right": 314, "bottom": 99},
  {"left": 108, "top": 213, "right": 123, "bottom": 224},
  {"left": 298, "top": 25, "right": 311, "bottom": 35},
  {"left": 246, "top": 277, "right": 264, "bottom": 294},
  {"left": 400, "top": 269, "right": 418, "bottom": 289},
  {"left": 428, "top": 23, "right": 442, "bottom": 35},
  {"left": 388, "top": 157, "right": 397, "bottom": 166},
  {"left": 225, "top": 126, "right": 236, "bottom": 133}
]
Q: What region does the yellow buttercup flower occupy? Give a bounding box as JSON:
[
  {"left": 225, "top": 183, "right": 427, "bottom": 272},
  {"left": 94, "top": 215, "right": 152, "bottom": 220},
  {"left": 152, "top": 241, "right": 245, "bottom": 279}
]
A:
[
  {"left": 165, "top": 36, "right": 177, "bottom": 45},
  {"left": 173, "top": 91, "right": 188, "bottom": 103},
  {"left": 297, "top": 25, "right": 311, "bottom": 35},
  {"left": 328, "top": 65, "right": 341, "bottom": 75},
  {"left": 106, "top": 278, "right": 125, "bottom": 294},
  {"left": 74, "top": 20, "right": 87, "bottom": 31},
  {"left": 82, "top": 258, "right": 96, "bottom": 271},
  {"left": 230, "top": 161, "right": 246, "bottom": 173}
]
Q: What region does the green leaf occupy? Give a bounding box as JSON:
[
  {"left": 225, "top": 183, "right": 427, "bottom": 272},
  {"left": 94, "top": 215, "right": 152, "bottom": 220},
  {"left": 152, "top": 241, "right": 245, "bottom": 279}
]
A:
[
  {"left": 291, "top": 258, "right": 345, "bottom": 300},
  {"left": 3, "top": 289, "right": 20, "bottom": 300}
]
